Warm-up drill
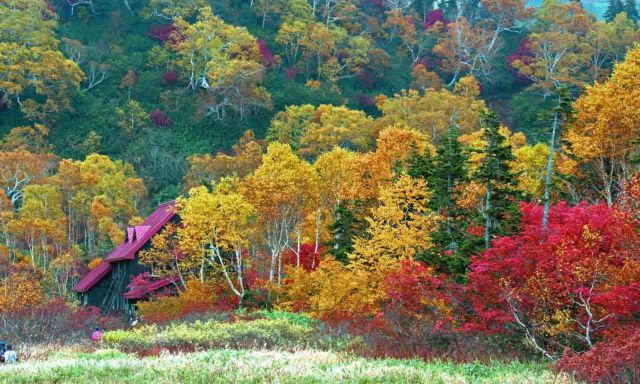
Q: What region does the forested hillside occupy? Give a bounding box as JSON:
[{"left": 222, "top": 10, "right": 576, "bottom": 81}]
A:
[
  {"left": 2, "top": 0, "right": 640, "bottom": 383},
  {"left": 2, "top": 0, "right": 637, "bottom": 201}
]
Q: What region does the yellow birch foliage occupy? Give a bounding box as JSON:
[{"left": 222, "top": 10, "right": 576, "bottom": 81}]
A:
[
  {"left": 280, "top": 259, "right": 383, "bottom": 318},
  {"left": 282, "top": 175, "right": 440, "bottom": 319},
  {"left": 0, "top": 124, "right": 51, "bottom": 153},
  {"left": 138, "top": 223, "right": 191, "bottom": 281},
  {"left": 267, "top": 104, "right": 375, "bottom": 157},
  {"left": 241, "top": 143, "right": 319, "bottom": 283},
  {"left": 183, "top": 130, "right": 263, "bottom": 190},
  {"left": 9, "top": 184, "right": 66, "bottom": 269},
  {"left": 241, "top": 143, "right": 319, "bottom": 224},
  {"left": 359, "top": 126, "right": 431, "bottom": 199},
  {"left": 178, "top": 179, "right": 255, "bottom": 266},
  {"left": 511, "top": 0, "right": 594, "bottom": 89},
  {"left": 310, "top": 147, "right": 365, "bottom": 244},
  {"left": 512, "top": 143, "right": 577, "bottom": 199},
  {"left": 54, "top": 154, "right": 145, "bottom": 256},
  {"left": 567, "top": 45, "right": 640, "bottom": 202},
  {"left": 87, "top": 257, "right": 102, "bottom": 270},
  {"left": 375, "top": 87, "right": 484, "bottom": 143},
  {"left": 349, "top": 174, "right": 440, "bottom": 273},
  {"left": 172, "top": 7, "right": 271, "bottom": 119},
  {"left": 0, "top": 0, "right": 83, "bottom": 120}
]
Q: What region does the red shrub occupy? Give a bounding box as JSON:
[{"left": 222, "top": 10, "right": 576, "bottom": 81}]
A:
[
  {"left": 342, "top": 260, "right": 506, "bottom": 361},
  {"left": 162, "top": 71, "right": 179, "bottom": 86},
  {"left": 355, "top": 93, "right": 376, "bottom": 108},
  {"left": 328, "top": 260, "right": 456, "bottom": 359},
  {"left": 148, "top": 24, "right": 177, "bottom": 43},
  {"left": 128, "top": 272, "right": 153, "bottom": 292},
  {"left": 283, "top": 244, "right": 322, "bottom": 271},
  {"left": 557, "top": 327, "right": 640, "bottom": 384},
  {"left": 357, "top": 70, "right": 375, "bottom": 90},
  {"left": 257, "top": 39, "right": 275, "bottom": 67},
  {"left": 284, "top": 66, "right": 297, "bottom": 79},
  {"left": 46, "top": 0, "right": 56, "bottom": 14},
  {"left": 424, "top": 10, "right": 447, "bottom": 30},
  {"left": 150, "top": 109, "right": 173, "bottom": 127},
  {"left": 467, "top": 202, "right": 640, "bottom": 357},
  {"left": 506, "top": 38, "right": 535, "bottom": 84},
  {"left": 0, "top": 299, "right": 122, "bottom": 344},
  {"left": 389, "top": 263, "right": 452, "bottom": 313}
]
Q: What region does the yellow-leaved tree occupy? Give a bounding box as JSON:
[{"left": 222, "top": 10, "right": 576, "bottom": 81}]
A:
[
  {"left": 183, "top": 130, "right": 263, "bottom": 191},
  {"left": 512, "top": 143, "right": 577, "bottom": 201},
  {"left": 172, "top": 7, "right": 271, "bottom": 119},
  {"left": 304, "top": 147, "right": 365, "bottom": 253},
  {"left": 53, "top": 154, "right": 145, "bottom": 257},
  {"left": 267, "top": 104, "right": 375, "bottom": 157},
  {"left": 281, "top": 174, "right": 440, "bottom": 319},
  {"left": 0, "top": 0, "right": 83, "bottom": 121},
  {"left": 374, "top": 81, "right": 484, "bottom": 143},
  {"left": 349, "top": 174, "right": 440, "bottom": 273},
  {"left": 360, "top": 126, "right": 431, "bottom": 200},
  {"left": 8, "top": 184, "right": 66, "bottom": 271},
  {"left": 567, "top": 45, "right": 640, "bottom": 204},
  {"left": 177, "top": 178, "right": 256, "bottom": 305},
  {"left": 241, "top": 143, "right": 319, "bottom": 286}
]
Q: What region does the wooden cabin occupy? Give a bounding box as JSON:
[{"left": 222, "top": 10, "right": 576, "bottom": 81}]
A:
[{"left": 73, "top": 201, "right": 178, "bottom": 316}]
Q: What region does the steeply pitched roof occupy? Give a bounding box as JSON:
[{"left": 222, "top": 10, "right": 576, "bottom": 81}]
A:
[
  {"left": 103, "top": 201, "right": 176, "bottom": 262},
  {"left": 73, "top": 261, "right": 112, "bottom": 293},
  {"left": 72, "top": 201, "right": 177, "bottom": 294}
]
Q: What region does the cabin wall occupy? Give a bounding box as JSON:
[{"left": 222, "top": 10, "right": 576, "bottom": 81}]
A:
[{"left": 85, "top": 258, "right": 147, "bottom": 315}]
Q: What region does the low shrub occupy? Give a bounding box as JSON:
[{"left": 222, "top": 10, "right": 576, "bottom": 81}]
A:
[
  {"left": 556, "top": 327, "right": 640, "bottom": 384},
  {"left": 103, "top": 318, "right": 313, "bottom": 352},
  {"left": 247, "top": 309, "right": 317, "bottom": 328},
  {"left": 136, "top": 279, "right": 228, "bottom": 324},
  {"left": 1, "top": 299, "right": 122, "bottom": 345},
  {"left": 150, "top": 109, "right": 173, "bottom": 127}
]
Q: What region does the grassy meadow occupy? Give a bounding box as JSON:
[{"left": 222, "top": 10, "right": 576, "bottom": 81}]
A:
[
  {"left": 0, "top": 312, "right": 578, "bottom": 384},
  {"left": 0, "top": 348, "right": 573, "bottom": 384}
]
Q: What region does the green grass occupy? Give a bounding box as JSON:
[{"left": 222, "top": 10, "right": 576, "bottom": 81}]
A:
[
  {"left": 100, "top": 312, "right": 362, "bottom": 353},
  {"left": 102, "top": 318, "right": 313, "bottom": 349},
  {"left": 0, "top": 348, "right": 575, "bottom": 384}
]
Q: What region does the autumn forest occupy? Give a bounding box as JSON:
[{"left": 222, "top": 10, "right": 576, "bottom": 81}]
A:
[{"left": 1, "top": 0, "right": 640, "bottom": 382}]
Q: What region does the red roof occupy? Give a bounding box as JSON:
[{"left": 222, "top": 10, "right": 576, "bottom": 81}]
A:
[
  {"left": 73, "top": 201, "right": 177, "bottom": 294},
  {"left": 73, "top": 261, "right": 112, "bottom": 293},
  {"left": 122, "top": 276, "right": 180, "bottom": 299},
  {"left": 103, "top": 201, "right": 176, "bottom": 262}
]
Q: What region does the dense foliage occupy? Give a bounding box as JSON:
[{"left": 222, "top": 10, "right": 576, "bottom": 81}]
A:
[{"left": 2, "top": 1, "right": 640, "bottom": 383}]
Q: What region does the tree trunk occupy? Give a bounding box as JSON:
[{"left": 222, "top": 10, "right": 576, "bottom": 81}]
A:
[
  {"left": 484, "top": 183, "right": 491, "bottom": 249},
  {"left": 542, "top": 108, "right": 559, "bottom": 228}
]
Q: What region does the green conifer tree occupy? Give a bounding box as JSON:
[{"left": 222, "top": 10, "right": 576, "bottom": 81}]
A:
[
  {"left": 475, "top": 109, "right": 520, "bottom": 249},
  {"left": 406, "top": 128, "right": 478, "bottom": 277},
  {"left": 625, "top": 0, "right": 639, "bottom": 22},
  {"left": 604, "top": 0, "right": 625, "bottom": 21},
  {"left": 406, "top": 145, "right": 433, "bottom": 181},
  {"left": 326, "top": 200, "right": 366, "bottom": 264},
  {"left": 428, "top": 126, "right": 474, "bottom": 275}
]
